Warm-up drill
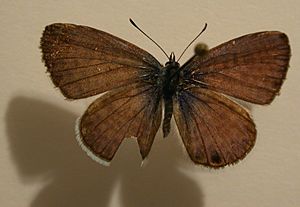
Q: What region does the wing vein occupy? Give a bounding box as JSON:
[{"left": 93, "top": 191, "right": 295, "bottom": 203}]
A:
[{"left": 180, "top": 95, "right": 210, "bottom": 164}]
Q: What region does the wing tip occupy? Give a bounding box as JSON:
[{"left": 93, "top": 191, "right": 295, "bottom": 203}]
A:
[
  {"left": 140, "top": 157, "right": 149, "bottom": 167},
  {"left": 75, "top": 116, "right": 111, "bottom": 167}
]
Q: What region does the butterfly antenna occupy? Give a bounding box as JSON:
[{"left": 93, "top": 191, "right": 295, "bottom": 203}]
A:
[
  {"left": 129, "top": 18, "right": 169, "bottom": 59},
  {"left": 177, "top": 23, "right": 207, "bottom": 62}
]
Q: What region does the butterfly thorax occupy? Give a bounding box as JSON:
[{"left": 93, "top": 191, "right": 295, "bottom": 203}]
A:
[{"left": 160, "top": 52, "right": 181, "bottom": 137}]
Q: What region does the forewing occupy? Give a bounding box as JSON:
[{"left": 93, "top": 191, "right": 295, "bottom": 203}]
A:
[
  {"left": 76, "top": 83, "right": 162, "bottom": 165},
  {"left": 40, "top": 23, "right": 162, "bottom": 99},
  {"left": 183, "top": 32, "right": 290, "bottom": 104},
  {"left": 174, "top": 87, "right": 256, "bottom": 168}
]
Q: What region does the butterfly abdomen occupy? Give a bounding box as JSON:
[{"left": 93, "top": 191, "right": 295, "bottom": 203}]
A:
[
  {"left": 163, "top": 98, "right": 173, "bottom": 137},
  {"left": 161, "top": 60, "right": 180, "bottom": 137}
]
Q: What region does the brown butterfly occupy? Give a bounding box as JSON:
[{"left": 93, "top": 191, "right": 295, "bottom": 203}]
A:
[{"left": 40, "top": 19, "right": 290, "bottom": 168}]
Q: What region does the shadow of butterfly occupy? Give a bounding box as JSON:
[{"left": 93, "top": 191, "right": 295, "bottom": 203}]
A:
[{"left": 40, "top": 20, "right": 290, "bottom": 168}]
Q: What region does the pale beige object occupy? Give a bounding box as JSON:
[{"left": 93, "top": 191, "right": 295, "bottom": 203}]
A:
[{"left": 0, "top": 1, "right": 299, "bottom": 207}]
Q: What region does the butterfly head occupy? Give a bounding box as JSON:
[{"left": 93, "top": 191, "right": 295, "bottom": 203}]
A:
[{"left": 165, "top": 52, "right": 179, "bottom": 67}]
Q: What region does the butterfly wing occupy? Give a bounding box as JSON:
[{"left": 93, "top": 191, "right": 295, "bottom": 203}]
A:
[
  {"left": 174, "top": 31, "right": 290, "bottom": 167},
  {"left": 75, "top": 83, "right": 162, "bottom": 165},
  {"left": 41, "top": 23, "right": 163, "bottom": 164},
  {"left": 174, "top": 87, "right": 256, "bottom": 168},
  {"left": 40, "top": 23, "right": 162, "bottom": 99},
  {"left": 183, "top": 31, "right": 290, "bottom": 104}
]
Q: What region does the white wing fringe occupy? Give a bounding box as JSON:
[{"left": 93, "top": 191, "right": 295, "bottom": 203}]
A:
[{"left": 75, "top": 116, "right": 111, "bottom": 166}]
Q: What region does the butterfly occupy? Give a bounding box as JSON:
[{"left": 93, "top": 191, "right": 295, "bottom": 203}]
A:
[{"left": 40, "top": 19, "right": 290, "bottom": 168}]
